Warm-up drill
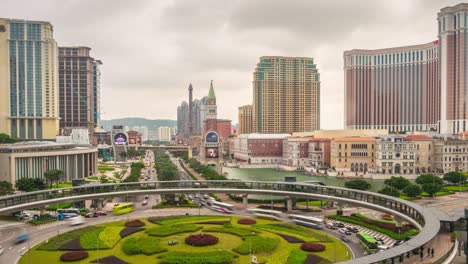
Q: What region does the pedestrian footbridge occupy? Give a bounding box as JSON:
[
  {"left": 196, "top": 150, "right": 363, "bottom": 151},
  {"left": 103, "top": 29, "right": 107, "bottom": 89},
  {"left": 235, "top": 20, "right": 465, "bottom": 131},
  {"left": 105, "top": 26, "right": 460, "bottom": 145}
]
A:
[{"left": 0, "top": 180, "right": 444, "bottom": 264}]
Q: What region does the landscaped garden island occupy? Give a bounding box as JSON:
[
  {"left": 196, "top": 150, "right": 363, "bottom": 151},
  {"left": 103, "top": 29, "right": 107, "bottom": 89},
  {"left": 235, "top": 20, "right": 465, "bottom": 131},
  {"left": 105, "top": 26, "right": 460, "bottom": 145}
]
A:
[{"left": 19, "top": 215, "right": 351, "bottom": 264}]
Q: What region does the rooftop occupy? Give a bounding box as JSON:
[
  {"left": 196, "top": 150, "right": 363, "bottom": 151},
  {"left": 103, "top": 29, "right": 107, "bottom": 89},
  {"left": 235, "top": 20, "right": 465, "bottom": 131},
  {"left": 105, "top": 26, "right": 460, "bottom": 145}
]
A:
[
  {"left": 0, "top": 141, "right": 95, "bottom": 153},
  {"left": 333, "top": 137, "right": 376, "bottom": 142},
  {"left": 405, "top": 135, "right": 432, "bottom": 141},
  {"left": 239, "top": 133, "right": 290, "bottom": 139}
]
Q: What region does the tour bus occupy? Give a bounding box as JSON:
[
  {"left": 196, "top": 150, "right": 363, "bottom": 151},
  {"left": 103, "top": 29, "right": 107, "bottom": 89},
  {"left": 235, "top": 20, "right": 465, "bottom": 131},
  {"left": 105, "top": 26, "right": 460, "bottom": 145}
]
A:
[
  {"left": 56, "top": 208, "right": 80, "bottom": 218},
  {"left": 112, "top": 203, "right": 135, "bottom": 215},
  {"left": 288, "top": 214, "right": 324, "bottom": 229},
  {"left": 247, "top": 208, "right": 283, "bottom": 220},
  {"left": 357, "top": 232, "right": 379, "bottom": 254},
  {"left": 211, "top": 201, "right": 235, "bottom": 214}
]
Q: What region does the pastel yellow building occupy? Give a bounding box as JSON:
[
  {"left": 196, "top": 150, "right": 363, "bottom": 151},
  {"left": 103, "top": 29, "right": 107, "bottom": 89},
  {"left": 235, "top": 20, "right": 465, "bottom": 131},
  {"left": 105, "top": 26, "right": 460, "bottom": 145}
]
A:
[
  {"left": 0, "top": 18, "right": 59, "bottom": 140},
  {"left": 238, "top": 105, "right": 253, "bottom": 134},
  {"left": 330, "top": 137, "right": 376, "bottom": 173}
]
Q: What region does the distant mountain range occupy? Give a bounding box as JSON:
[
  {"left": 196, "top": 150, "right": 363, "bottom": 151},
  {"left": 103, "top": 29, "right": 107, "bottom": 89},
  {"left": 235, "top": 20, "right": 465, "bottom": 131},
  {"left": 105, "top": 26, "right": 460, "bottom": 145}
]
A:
[{"left": 101, "top": 118, "right": 176, "bottom": 131}]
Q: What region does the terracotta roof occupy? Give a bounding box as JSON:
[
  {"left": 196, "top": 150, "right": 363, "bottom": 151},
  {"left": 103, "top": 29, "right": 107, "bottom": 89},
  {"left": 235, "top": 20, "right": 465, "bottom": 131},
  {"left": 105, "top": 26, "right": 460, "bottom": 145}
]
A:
[
  {"left": 309, "top": 138, "right": 331, "bottom": 142},
  {"left": 405, "top": 135, "right": 432, "bottom": 141},
  {"left": 333, "top": 137, "right": 375, "bottom": 142}
]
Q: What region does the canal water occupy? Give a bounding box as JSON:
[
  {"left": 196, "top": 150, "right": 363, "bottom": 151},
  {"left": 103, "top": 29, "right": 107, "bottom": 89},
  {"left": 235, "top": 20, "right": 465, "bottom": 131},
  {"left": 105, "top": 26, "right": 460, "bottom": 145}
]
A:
[{"left": 223, "top": 167, "right": 386, "bottom": 192}]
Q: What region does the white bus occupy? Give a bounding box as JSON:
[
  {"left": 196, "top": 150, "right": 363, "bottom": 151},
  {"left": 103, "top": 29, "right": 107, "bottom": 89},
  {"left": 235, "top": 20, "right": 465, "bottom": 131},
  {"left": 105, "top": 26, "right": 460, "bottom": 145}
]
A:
[
  {"left": 288, "top": 214, "right": 324, "bottom": 229},
  {"left": 247, "top": 208, "right": 283, "bottom": 220},
  {"left": 57, "top": 208, "right": 80, "bottom": 218},
  {"left": 211, "top": 201, "right": 235, "bottom": 214}
]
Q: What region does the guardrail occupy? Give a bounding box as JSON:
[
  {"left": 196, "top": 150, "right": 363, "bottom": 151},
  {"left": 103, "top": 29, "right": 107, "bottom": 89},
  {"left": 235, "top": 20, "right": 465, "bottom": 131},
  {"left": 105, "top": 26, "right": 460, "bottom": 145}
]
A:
[{"left": 0, "top": 180, "right": 440, "bottom": 264}]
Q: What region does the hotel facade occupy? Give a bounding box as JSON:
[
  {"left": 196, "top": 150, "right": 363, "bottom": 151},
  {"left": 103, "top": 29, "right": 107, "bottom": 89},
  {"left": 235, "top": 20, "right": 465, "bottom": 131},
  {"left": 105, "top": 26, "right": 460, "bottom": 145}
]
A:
[{"left": 345, "top": 3, "right": 468, "bottom": 134}]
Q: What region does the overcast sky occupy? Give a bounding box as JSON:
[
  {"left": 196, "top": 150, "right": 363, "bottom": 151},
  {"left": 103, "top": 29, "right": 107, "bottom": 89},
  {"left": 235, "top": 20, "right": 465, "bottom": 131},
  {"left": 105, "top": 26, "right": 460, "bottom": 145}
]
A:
[{"left": 1, "top": 0, "right": 461, "bottom": 129}]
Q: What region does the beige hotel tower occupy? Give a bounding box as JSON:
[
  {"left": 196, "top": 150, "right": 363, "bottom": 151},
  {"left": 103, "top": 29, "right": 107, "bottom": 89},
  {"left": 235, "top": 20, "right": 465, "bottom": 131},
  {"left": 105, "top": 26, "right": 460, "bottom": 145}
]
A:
[
  {"left": 0, "top": 18, "right": 59, "bottom": 140},
  {"left": 252, "top": 56, "right": 320, "bottom": 134}
]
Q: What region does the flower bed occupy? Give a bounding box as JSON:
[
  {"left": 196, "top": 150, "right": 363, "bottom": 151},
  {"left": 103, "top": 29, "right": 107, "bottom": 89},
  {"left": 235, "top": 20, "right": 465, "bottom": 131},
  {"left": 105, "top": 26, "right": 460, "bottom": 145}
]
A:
[
  {"left": 122, "top": 237, "right": 167, "bottom": 255},
  {"left": 205, "top": 226, "right": 257, "bottom": 238},
  {"left": 60, "top": 251, "right": 89, "bottom": 262},
  {"left": 125, "top": 220, "right": 145, "bottom": 227},
  {"left": 120, "top": 227, "right": 144, "bottom": 238},
  {"left": 38, "top": 226, "right": 99, "bottom": 251},
  {"left": 237, "top": 218, "right": 256, "bottom": 225},
  {"left": 349, "top": 213, "right": 412, "bottom": 232},
  {"left": 90, "top": 256, "right": 129, "bottom": 264},
  {"left": 304, "top": 254, "right": 327, "bottom": 264},
  {"left": 233, "top": 236, "right": 279, "bottom": 255},
  {"left": 146, "top": 224, "right": 202, "bottom": 237},
  {"left": 59, "top": 238, "right": 83, "bottom": 251},
  {"left": 301, "top": 242, "right": 326, "bottom": 252},
  {"left": 196, "top": 221, "right": 230, "bottom": 225},
  {"left": 185, "top": 234, "right": 219, "bottom": 246},
  {"left": 276, "top": 233, "right": 305, "bottom": 243}
]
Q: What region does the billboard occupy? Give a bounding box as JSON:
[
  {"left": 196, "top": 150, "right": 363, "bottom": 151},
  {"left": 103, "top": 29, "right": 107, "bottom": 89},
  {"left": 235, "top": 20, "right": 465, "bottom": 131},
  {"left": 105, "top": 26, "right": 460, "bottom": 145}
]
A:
[
  {"left": 205, "top": 131, "right": 219, "bottom": 143},
  {"left": 114, "top": 133, "right": 128, "bottom": 145},
  {"left": 205, "top": 148, "right": 219, "bottom": 158}
]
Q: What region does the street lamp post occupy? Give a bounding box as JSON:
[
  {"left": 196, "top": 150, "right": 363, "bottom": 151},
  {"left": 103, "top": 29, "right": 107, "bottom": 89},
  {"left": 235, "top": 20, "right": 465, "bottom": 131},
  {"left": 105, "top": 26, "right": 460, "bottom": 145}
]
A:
[{"left": 249, "top": 232, "right": 255, "bottom": 264}]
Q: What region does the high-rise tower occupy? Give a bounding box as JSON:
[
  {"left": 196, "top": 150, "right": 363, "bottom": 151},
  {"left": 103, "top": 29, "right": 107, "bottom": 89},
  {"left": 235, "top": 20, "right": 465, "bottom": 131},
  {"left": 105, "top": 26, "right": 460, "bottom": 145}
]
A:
[
  {"left": 0, "top": 18, "right": 59, "bottom": 140},
  {"left": 252, "top": 56, "right": 320, "bottom": 133},
  {"left": 188, "top": 83, "right": 193, "bottom": 135},
  {"left": 438, "top": 3, "right": 468, "bottom": 134}
]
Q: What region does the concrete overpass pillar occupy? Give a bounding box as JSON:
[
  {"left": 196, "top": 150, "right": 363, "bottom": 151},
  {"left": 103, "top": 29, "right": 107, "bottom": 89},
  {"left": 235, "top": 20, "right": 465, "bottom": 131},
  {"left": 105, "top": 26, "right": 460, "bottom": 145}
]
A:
[
  {"left": 94, "top": 199, "right": 103, "bottom": 211},
  {"left": 242, "top": 194, "right": 248, "bottom": 209},
  {"left": 286, "top": 196, "right": 293, "bottom": 212},
  {"left": 188, "top": 147, "right": 192, "bottom": 160},
  {"left": 336, "top": 203, "right": 343, "bottom": 216},
  {"left": 39, "top": 206, "right": 46, "bottom": 216}
]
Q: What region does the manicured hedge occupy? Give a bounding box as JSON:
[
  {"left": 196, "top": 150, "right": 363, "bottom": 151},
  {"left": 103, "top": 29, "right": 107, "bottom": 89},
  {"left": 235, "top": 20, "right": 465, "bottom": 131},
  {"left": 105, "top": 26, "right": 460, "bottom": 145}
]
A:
[
  {"left": 97, "top": 165, "right": 115, "bottom": 171},
  {"left": 276, "top": 233, "right": 305, "bottom": 243},
  {"left": 350, "top": 213, "right": 412, "bottom": 232},
  {"left": 255, "top": 224, "right": 331, "bottom": 242},
  {"left": 327, "top": 215, "right": 419, "bottom": 240},
  {"left": 196, "top": 221, "right": 230, "bottom": 225},
  {"left": 286, "top": 249, "right": 308, "bottom": 264},
  {"left": 145, "top": 224, "right": 202, "bottom": 237},
  {"left": 205, "top": 226, "right": 257, "bottom": 238},
  {"left": 185, "top": 234, "right": 219, "bottom": 246},
  {"left": 98, "top": 227, "right": 122, "bottom": 248},
  {"left": 148, "top": 216, "right": 228, "bottom": 225},
  {"left": 237, "top": 218, "right": 256, "bottom": 225},
  {"left": 60, "top": 251, "right": 89, "bottom": 262},
  {"left": 157, "top": 251, "right": 237, "bottom": 264},
  {"left": 122, "top": 237, "right": 167, "bottom": 255},
  {"left": 80, "top": 227, "right": 109, "bottom": 250},
  {"left": 125, "top": 220, "right": 145, "bottom": 227},
  {"left": 120, "top": 227, "right": 145, "bottom": 238},
  {"left": 233, "top": 236, "right": 279, "bottom": 255},
  {"left": 301, "top": 242, "right": 326, "bottom": 252},
  {"left": 90, "top": 256, "right": 129, "bottom": 264}
]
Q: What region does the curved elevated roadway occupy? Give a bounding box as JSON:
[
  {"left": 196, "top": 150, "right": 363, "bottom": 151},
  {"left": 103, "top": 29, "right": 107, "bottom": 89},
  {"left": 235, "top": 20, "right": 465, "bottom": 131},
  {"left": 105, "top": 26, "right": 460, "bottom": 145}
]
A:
[{"left": 0, "top": 180, "right": 441, "bottom": 264}]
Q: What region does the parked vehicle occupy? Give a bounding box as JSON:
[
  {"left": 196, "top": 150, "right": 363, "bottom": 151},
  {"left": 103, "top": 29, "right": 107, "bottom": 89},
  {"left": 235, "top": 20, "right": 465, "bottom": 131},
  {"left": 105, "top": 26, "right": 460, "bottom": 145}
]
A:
[
  {"left": 84, "top": 213, "right": 98, "bottom": 218},
  {"left": 339, "top": 228, "right": 352, "bottom": 235},
  {"left": 142, "top": 200, "right": 148, "bottom": 206},
  {"left": 336, "top": 222, "right": 345, "bottom": 228},
  {"left": 393, "top": 240, "right": 404, "bottom": 247},
  {"left": 95, "top": 211, "right": 107, "bottom": 216},
  {"left": 326, "top": 223, "right": 336, "bottom": 229}
]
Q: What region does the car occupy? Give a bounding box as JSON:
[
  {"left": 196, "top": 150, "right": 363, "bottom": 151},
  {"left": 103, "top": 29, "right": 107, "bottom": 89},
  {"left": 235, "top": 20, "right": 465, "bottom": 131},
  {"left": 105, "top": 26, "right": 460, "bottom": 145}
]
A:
[
  {"left": 338, "top": 228, "right": 352, "bottom": 235},
  {"left": 340, "top": 235, "right": 350, "bottom": 243},
  {"left": 142, "top": 200, "right": 148, "bottom": 206},
  {"left": 16, "top": 233, "right": 29, "bottom": 244},
  {"left": 378, "top": 244, "right": 389, "bottom": 250},
  {"left": 326, "top": 224, "right": 336, "bottom": 230},
  {"left": 403, "top": 236, "right": 412, "bottom": 242},
  {"left": 144, "top": 195, "right": 149, "bottom": 200},
  {"left": 70, "top": 217, "right": 84, "bottom": 226},
  {"left": 95, "top": 211, "right": 107, "bottom": 216},
  {"left": 336, "top": 222, "right": 345, "bottom": 228},
  {"left": 84, "top": 213, "right": 98, "bottom": 218},
  {"left": 393, "top": 240, "right": 404, "bottom": 247}
]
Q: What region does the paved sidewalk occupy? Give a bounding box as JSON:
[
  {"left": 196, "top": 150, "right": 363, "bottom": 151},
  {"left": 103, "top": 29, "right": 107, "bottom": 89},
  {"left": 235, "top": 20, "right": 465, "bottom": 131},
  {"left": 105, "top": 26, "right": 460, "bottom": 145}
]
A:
[{"left": 403, "top": 230, "right": 453, "bottom": 264}]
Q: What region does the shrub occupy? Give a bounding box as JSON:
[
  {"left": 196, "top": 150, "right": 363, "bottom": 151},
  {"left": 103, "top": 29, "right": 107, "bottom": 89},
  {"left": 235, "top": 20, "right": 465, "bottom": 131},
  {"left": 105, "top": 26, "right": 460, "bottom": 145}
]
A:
[
  {"left": 98, "top": 227, "right": 122, "bottom": 248},
  {"left": 402, "top": 184, "right": 422, "bottom": 197},
  {"left": 255, "top": 224, "right": 331, "bottom": 242},
  {"left": 80, "top": 227, "right": 109, "bottom": 250},
  {"left": 145, "top": 224, "right": 202, "bottom": 237},
  {"left": 196, "top": 221, "right": 230, "bottom": 225},
  {"left": 125, "top": 220, "right": 145, "bottom": 227},
  {"left": 205, "top": 226, "right": 257, "bottom": 238},
  {"left": 344, "top": 179, "right": 371, "bottom": 190},
  {"left": 185, "top": 234, "right": 219, "bottom": 246},
  {"left": 148, "top": 215, "right": 228, "bottom": 225},
  {"left": 120, "top": 227, "right": 144, "bottom": 238},
  {"left": 122, "top": 236, "right": 167, "bottom": 255},
  {"left": 60, "top": 251, "right": 89, "bottom": 262},
  {"left": 301, "top": 242, "right": 326, "bottom": 252},
  {"left": 233, "top": 236, "right": 279, "bottom": 255},
  {"left": 237, "top": 218, "right": 256, "bottom": 225},
  {"left": 90, "top": 256, "right": 129, "bottom": 264},
  {"left": 157, "top": 251, "right": 237, "bottom": 264}
]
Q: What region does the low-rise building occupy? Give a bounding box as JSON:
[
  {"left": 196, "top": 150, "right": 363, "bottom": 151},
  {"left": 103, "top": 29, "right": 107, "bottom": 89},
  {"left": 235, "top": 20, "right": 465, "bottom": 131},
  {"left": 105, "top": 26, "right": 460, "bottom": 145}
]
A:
[
  {"left": 330, "top": 137, "right": 376, "bottom": 174},
  {"left": 283, "top": 137, "right": 311, "bottom": 168},
  {"left": 308, "top": 138, "right": 331, "bottom": 168},
  {"left": 231, "top": 134, "right": 289, "bottom": 164},
  {"left": 0, "top": 141, "right": 98, "bottom": 185},
  {"left": 407, "top": 135, "right": 433, "bottom": 174},
  {"left": 433, "top": 136, "right": 468, "bottom": 173},
  {"left": 375, "top": 136, "right": 416, "bottom": 175}
]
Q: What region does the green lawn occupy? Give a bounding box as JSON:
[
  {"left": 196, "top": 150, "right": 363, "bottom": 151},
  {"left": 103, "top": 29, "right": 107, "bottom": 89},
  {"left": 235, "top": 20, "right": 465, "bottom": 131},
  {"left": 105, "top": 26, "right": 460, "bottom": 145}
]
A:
[
  {"left": 296, "top": 200, "right": 327, "bottom": 207},
  {"left": 442, "top": 185, "right": 468, "bottom": 192},
  {"left": 420, "top": 190, "right": 454, "bottom": 197},
  {"left": 20, "top": 216, "right": 352, "bottom": 264}
]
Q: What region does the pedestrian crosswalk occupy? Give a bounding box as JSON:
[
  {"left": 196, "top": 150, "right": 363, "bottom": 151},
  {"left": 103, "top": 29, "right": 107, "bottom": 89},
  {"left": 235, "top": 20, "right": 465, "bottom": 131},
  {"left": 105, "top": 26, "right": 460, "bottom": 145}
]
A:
[{"left": 332, "top": 219, "right": 396, "bottom": 247}]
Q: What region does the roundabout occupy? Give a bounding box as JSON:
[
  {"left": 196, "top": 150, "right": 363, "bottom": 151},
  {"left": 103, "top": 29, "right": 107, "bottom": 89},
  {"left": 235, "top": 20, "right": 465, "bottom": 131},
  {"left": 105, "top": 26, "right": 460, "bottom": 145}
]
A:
[
  {"left": 0, "top": 180, "right": 444, "bottom": 264},
  {"left": 18, "top": 215, "right": 351, "bottom": 264}
]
